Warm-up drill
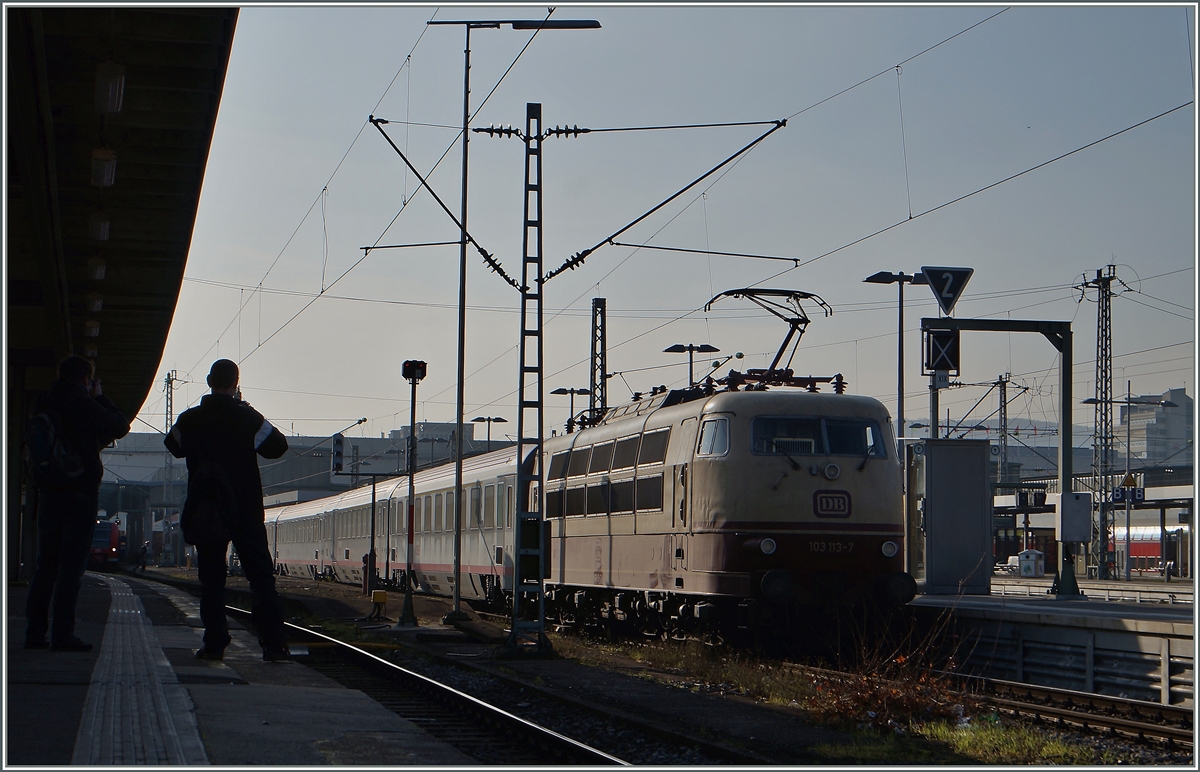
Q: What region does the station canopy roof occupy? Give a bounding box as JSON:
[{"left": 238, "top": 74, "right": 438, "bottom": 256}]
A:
[{"left": 7, "top": 7, "right": 238, "bottom": 420}]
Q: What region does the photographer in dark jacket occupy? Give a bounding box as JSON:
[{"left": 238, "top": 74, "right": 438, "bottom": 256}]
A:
[
  {"left": 165, "top": 359, "right": 291, "bottom": 661},
  {"left": 25, "top": 355, "right": 129, "bottom": 651}
]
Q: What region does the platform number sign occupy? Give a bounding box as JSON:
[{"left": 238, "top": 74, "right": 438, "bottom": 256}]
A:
[
  {"left": 921, "top": 266, "right": 974, "bottom": 315},
  {"left": 924, "top": 329, "right": 960, "bottom": 374}
]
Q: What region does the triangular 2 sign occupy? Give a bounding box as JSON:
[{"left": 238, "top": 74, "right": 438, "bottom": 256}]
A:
[{"left": 921, "top": 266, "right": 974, "bottom": 315}]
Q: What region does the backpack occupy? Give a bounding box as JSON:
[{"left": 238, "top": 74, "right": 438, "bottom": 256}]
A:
[
  {"left": 181, "top": 461, "right": 237, "bottom": 546},
  {"left": 24, "top": 409, "right": 84, "bottom": 488}
]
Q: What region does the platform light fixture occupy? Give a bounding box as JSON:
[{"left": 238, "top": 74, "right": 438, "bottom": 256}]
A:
[
  {"left": 551, "top": 387, "right": 590, "bottom": 433},
  {"left": 94, "top": 61, "right": 126, "bottom": 113},
  {"left": 86, "top": 292, "right": 103, "bottom": 312},
  {"left": 88, "top": 257, "right": 106, "bottom": 280},
  {"left": 664, "top": 343, "right": 719, "bottom": 386},
  {"left": 471, "top": 416, "right": 507, "bottom": 452},
  {"left": 863, "top": 270, "right": 927, "bottom": 438},
  {"left": 88, "top": 210, "right": 111, "bottom": 241},
  {"left": 91, "top": 149, "right": 117, "bottom": 187},
  {"left": 425, "top": 15, "right": 601, "bottom": 628}
]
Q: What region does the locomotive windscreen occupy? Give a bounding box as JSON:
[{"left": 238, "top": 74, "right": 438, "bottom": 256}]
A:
[{"left": 752, "top": 416, "right": 886, "bottom": 458}]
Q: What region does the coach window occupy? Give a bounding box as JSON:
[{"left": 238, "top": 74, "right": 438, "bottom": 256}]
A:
[
  {"left": 505, "top": 485, "right": 514, "bottom": 528},
  {"left": 484, "top": 485, "right": 495, "bottom": 528},
  {"left": 589, "top": 442, "right": 614, "bottom": 474},
  {"left": 567, "top": 446, "right": 592, "bottom": 477},
  {"left": 434, "top": 494, "right": 444, "bottom": 532},
  {"left": 471, "top": 486, "right": 483, "bottom": 528},
  {"left": 697, "top": 417, "right": 730, "bottom": 456},
  {"left": 424, "top": 495, "right": 433, "bottom": 532},
  {"left": 547, "top": 451, "right": 570, "bottom": 480},
  {"left": 611, "top": 435, "right": 639, "bottom": 470},
  {"left": 638, "top": 428, "right": 670, "bottom": 465},
  {"left": 446, "top": 491, "right": 454, "bottom": 528}
]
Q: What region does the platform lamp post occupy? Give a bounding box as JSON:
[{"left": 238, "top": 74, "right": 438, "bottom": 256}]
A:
[
  {"left": 664, "top": 343, "right": 720, "bottom": 387},
  {"left": 551, "top": 387, "right": 589, "bottom": 433},
  {"left": 396, "top": 360, "right": 427, "bottom": 627},
  {"left": 863, "top": 271, "right": 927, "bottom": 438},
  {"left": 426, "top": 16, "right": 601, "bottom": 627},
  {"left": 472, "top": 416, "right": 507, "bottom": 452},
  {"left": 1083, "top": 384, "right": 1176, "bottom": 581}
]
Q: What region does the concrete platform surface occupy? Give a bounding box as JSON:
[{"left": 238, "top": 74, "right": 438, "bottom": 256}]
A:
[{"left": 6, "top": 572, "right": 474, "bottom": 765}]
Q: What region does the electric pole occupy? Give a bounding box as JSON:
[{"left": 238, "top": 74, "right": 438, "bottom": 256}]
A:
[{"left": 1077, "top": 265, "right": 1121, "bottom": 579}]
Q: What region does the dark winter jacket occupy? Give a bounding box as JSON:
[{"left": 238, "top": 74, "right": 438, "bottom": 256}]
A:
[
  {"left": 37, "top": 380, "right": 130, "bottom": 490},
  {"left": 164, "top": 393, "right": 287, "bottom": 524}
]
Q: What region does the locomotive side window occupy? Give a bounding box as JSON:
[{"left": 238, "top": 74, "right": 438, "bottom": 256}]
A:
[
  {"left": 565, "top": 486, "right": 587, "bottom": 516},
  {"left": 567, "top": 446, "right": 591, "bottom": 477},
  {"left": 697, "top": 417, "right": 730, "bottom": 456},
  {"left": 484, "top": 485, "right": 495, "bottom": 528},
  {"left": 825, "top": 419, "right": 886, "bottom": 458},
  {"left": 586, "top": 483, "right": 608, "bottom": 515},
  {"left": 638, "top": 428, "right": 670, "bottom": 465},
  {"left": 547, "top": 451, "right": 570, "bottom": 479},
  {"left": 752, "top": 417, "right": 821, "bottom": 455},
  {"left": 611, "top": 435, "right": 640, "bottom": 470},
  {"left": 545, "top": 487, "right": 564, "bottom": 518},
  {"left": 589, "top": 442, "right": 614, "bottom": 474},
  {"left": 635, "top": 475, "right": 664, "bottom": 511},
  {"left": 610, "top": 480, "right": 635, "bottom": 513}
]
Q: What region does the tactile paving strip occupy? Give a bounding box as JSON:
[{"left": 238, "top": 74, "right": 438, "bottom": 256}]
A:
[{"left": 71, "top": 574, "right": 209, "bottom": 764}]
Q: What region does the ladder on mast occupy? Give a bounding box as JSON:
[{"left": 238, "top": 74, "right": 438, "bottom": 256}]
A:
[{"left": 507, "top": 103, "right": 549, "bottom": 652}]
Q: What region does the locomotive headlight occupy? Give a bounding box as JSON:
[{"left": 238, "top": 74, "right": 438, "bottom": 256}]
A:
[
  {"left": 881, "top": 541, "right": 899, "bottom": 558},
  {"left": 760, "top": 538, "right": 777, "bottom": 556}
]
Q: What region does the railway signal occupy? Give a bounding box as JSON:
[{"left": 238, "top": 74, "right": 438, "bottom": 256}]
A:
[{"left": 920, "top": 266, "right": 973, "bottom": 315}]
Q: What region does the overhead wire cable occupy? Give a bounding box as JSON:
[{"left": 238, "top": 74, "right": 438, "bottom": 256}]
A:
[
  {"left": 785, "top": 7, "right": 1010, "bottom": 122},
  {"left": 187, "top": 13, "right": 437, "bottom": 376},
  {"left": 895, "top": 65, "right": 913, "bottom": 219},
  {"left": 747, "top": 100, "right": 1194, "bottom": 289}
]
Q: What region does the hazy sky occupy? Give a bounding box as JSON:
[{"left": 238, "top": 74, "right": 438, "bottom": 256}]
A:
[{"left": 139, "top": 4, "right": 1196, "bottom": 448}]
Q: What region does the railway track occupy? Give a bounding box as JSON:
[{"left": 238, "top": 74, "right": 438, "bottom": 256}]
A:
[
  {"left": 966, "top": 675, "right": 1194, "bottom": 749},
  {"left": 224, "top": 605, "right": 628, "bottom": 766},
  {"left": 783, "top": 660, "right": 1193, "bottom": 749}
]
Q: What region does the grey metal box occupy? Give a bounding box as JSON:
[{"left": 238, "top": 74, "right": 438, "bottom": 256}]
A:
[{"left": 923, "top": 439, "right": 992, "bottom": 595}]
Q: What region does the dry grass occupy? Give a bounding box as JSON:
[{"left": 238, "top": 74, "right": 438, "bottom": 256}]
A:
[{"left": 547, "top": 625, "right": 1120, "bottom": 765}]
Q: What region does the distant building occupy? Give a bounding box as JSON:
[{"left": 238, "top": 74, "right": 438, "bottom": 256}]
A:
[{"left": 1121, "top": 387, "right": 1192, "bottom": 468}]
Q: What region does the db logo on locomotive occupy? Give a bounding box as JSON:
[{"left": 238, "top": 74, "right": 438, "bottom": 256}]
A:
[{"left": 813, "top": 490, "right": 851, "bottom": 518}]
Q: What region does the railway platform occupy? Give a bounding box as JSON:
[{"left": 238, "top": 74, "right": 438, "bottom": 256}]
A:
[
  {"left": 5, "top": 572, "right": 474, "bottom": 766},
  {"left": 911, "top": 578, "right": 1194, "bottom": 707}
]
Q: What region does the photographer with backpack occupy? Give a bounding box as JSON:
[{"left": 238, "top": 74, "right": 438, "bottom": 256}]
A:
[
  {"left": 24, "top": 355, "right": 129, "bottom": 651},
  {"left": 165, "top": 359, "right": 291, "bottom": 661}
]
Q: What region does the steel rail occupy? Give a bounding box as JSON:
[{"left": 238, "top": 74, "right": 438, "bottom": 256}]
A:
[{"left": 224, "top": 605, "right": 629, "bottom": 765}]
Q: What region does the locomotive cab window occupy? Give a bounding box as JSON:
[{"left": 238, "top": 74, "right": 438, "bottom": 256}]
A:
[
  {"left": 697, "top": 417, "right": 730, "bottom": 456},
  {"left": 826, "top": 418, "right": 886, "bottom": 459},
  {"left": 752, "top": 416, "right": 887, "bottom": 459}
]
